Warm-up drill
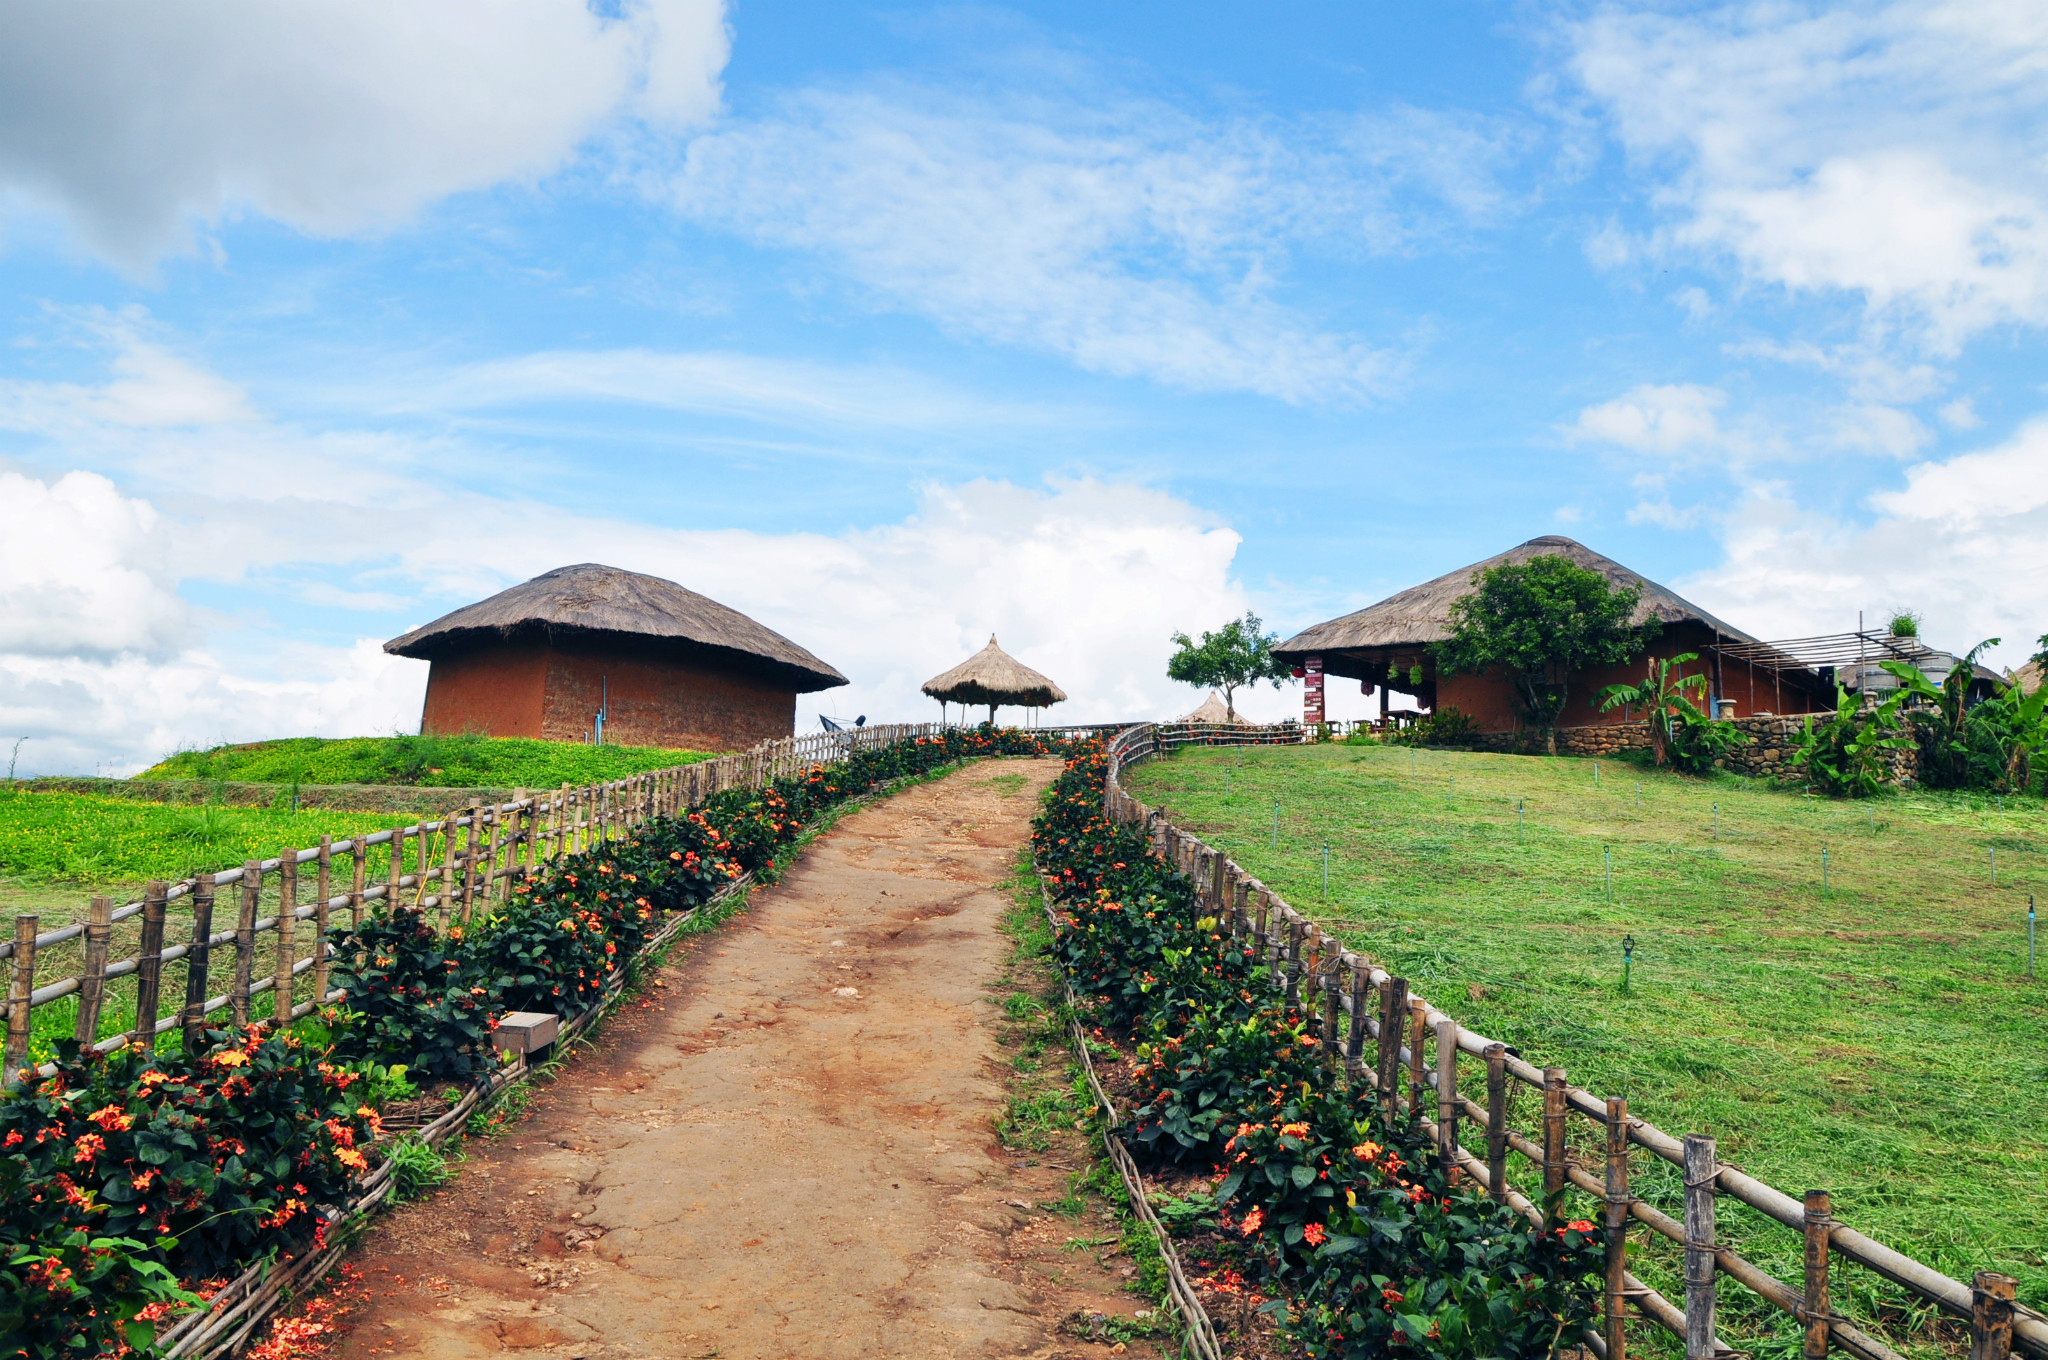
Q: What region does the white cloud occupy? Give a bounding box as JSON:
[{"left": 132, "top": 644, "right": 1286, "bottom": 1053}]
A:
[
  {"left": 0, "top": 328, "right": 1267, "bottom": 772},
  {"left": 1938, "top": 397, "right": 1982, "bottom": 430},
  {"left": 1568, "top": 383, "right": 1724, "bottom": 455},
  {"left": 1570, "top": 1, "right": 2048, "bottom": 350},
  {"left": 0, "top": 0, "right": 730, "bottom": 268},
  {"left": 1679, "top": 417, "right": 2048, "bottom": 670},
  {"left": 658, "top": 83, "right": 1510, "bottom": 401}
]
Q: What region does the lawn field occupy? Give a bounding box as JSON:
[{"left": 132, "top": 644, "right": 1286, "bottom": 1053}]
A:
[
  {"left": 141, "top": 733, "right": 708, "bottom": 789},
  {"left": 1125, "top": 741, "right": 2046, "bottom": 1350}
]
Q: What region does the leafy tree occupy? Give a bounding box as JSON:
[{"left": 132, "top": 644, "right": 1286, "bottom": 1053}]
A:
[
  {"left": 1880, "top": 639, "right": 1996, "bottom": 789},
  {"left": 2032, "top": 632, "right": 2048, "bottom": 666},
  {"left": 1887, "top": 642, "right": 2048, "bottom": 794},
  {"left": 1596, "top": 652, "right": 1742, "bottom": 773},
  {"left": 1166, "top": 611, "right": 1291, "bottom": 720},
  {"left": 1433, "top": 556, "right": 1658, "bottom": 755}
]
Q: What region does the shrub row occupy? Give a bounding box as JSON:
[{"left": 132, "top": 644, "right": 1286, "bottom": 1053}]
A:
[
  {"left": 1032, "top": 743, "right": 1603, "bottom": 1359},
  {"left": 3, "top": 724, "right": 1082, "bottom": 1360}
]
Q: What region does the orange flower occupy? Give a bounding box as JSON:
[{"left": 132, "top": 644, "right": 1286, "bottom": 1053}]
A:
[
  {"left": 1239, "top": 1206, "right": 1264, "bottom": 1236},
  {"left": 88, "top": 1104, "right": 133, "bottom": 1131},
  {"left": 1302, "top": 1222, "right": 1327, "bottom": 1246}
]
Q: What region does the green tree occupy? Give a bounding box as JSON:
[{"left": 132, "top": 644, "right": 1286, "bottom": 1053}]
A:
[
  {"left": 1596, "top": 652, "right": 1742, "bottom": 773},
  {"left": 1433, "top": 556, "right": 1658, "bottom": 755},
  {"left": 2032, "top": 632, "right": 2048, "bottom": 666},
  {"left": 1166, "top": 611, "right": 1292, "bottom": 721}
]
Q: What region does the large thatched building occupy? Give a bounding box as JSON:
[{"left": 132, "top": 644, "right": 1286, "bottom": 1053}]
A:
[
  {"left": 384, "top": 564, "right": 847, "bottom": 751},
  {"left": 1274, "top": 536, "right": 1830, "bottom": 732}
]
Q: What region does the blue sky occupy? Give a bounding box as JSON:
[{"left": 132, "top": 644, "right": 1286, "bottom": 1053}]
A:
[{"left": 2, "top": 0, "right": 2046, "bottom": 773}]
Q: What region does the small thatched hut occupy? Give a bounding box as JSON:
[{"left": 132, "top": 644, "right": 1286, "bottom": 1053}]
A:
[
  {"left": 1177, "top": 691, "right": 1243, "bottom": 724},
  {"left": 2014, "top": 659, "right": 2044, "bottom": 696},
  {"left": 384, "top": 564, "right": 847, "bottom": 751},
  {"left": 921, "top": 635, "right": 1066, "bottom": 725},
  {"left": 1274, "top": 535, "right": 1829, "bottom": 731}
]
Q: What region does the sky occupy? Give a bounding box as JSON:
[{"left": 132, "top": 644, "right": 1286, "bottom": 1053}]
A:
[{"left": 2, "top": 0, "right": 2046, "bottom": 775}]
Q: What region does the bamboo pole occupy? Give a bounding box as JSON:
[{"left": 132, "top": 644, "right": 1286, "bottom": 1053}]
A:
[
  {"left": 1435, "top": 1018, "right": 1459, "bottom": 1163},
  {"left": 75, "top": 896, "right": 114, "bottom": 1045},
  {"left": 387, "top": 825, "right": 404, "bottom": 914},
  {"left": 312, "top": 838, "right": 333, "bottom": 1006},
  {"left": 183, "top": 877, "right": 215, "bottom": 1053},
  {"left": 273, "top": 851, "right": 298, "bottom": 1028},
  {"left": 1375, "top": 975, "right": 1407, "bottom": 1115},
  {"left": 349, "top": 837, "right": 366, "bottom": 929},
  {"left": 438, "top": 816, "right": 457, "bottom": 927},
  {"left": 459, "top": 810, "right": 476, "bottom": 923},
  {"left": 1606, "top": 1097, "right": 1633, "bottom": 1360},
  {"left": 1803, "top": 1190, "right": 1833, "bottom": 1360},
  {"left": 1407, "top": 997, "right": 1428, "bottom": 1120},
  {"left": 232, "top": 861, "right": 259, "bottom": 1028},
  {"left": 1685, "top": 1134, "right": 1719, "bottom": 1360},
  {"left": 1487, "top": 1044, "right": 1510, "bottom": 1206},
  {"left": 1973, "top": 1273, "right": 2017, "bottom": 1360},
  {"left": 1543, "top": 1067, "right": 1569, "bottom": 1215},
  {"left": 1345, "top": 957, "right": 1369, "bottom": 1081},
  {"left": 4, "top": 916, "right": 35, "bottom": 1080},
  {"left": 135, "top": 882, "right": 169, "bottom": 1047}
]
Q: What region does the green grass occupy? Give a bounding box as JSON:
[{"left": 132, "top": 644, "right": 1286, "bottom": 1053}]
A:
[
  {"left": 140, "top": 733, "right": 708, "bottom": 789},
  {"left": 1126, "top": 742, "right": 2047, "bottom": 1347}
]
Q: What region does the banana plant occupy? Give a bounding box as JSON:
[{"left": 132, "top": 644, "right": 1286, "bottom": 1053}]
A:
[
  {"left": 1791, "top": 683, "right": 1914, "bottom": 798},
  {"left": 1879, "top": 638, "right": 1998, "bottom": 788},
  {"left": 1595, "top": 652, "right": 1741, "bottom": 773}
]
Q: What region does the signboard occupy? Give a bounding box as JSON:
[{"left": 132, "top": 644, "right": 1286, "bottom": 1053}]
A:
[{"left": 1304, "top": 653, "right": 1325, "bottom": 726}]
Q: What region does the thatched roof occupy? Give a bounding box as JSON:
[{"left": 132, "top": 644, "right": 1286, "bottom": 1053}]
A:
[
  {"left": 921, "top": 635, "right": 1066, "bottom": 708},
  {"left": 1275, "top": 536, "right": 1756, "bottom": 665},
  {"left": 1177, "top": 691, "right": 1243, "bottom": 723},
  {"left": 2012, "top": 659, "right": 2044, "bottom": 695},
  {"left": 384, "top": 563, "right": 848, "bottom": 693}
]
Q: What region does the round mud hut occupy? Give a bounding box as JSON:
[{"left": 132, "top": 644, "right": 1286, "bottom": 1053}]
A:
[
  {"left": 921, "top": 635, "right": 1066, "bottom": 726},
  {"left": 384, "top": 563, "right": 848, "bottom": 752}
]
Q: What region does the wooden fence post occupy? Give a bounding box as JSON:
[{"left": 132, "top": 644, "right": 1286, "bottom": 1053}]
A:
[
  {"left": 1285, "top": 917, "right": 1305, "bottom": 1009},
  {"left": 1486, "top": 1044, "right": 1509, "bottom": 1203},
  {"left": 1801, "top": 1190, "right": 1832, "bottom": 1360},
  {"left": 1972, "top": 1272, "right": 2017, "bottom": 1360},
  {"left": 1435, "top": 1018, "right": 1459, "bottom": 1163},
  {"left": 4, "top": 915, "right": 35, "bottom": 1080},
  {"left": 1376, "top": 976, "right": 1408, "bottom": 1117},
  {"left": 1543, "top": 1067, "right": 1568, "bottom": 1217},
  {"left": 350, "top": 836, "right": 366, "bottom": 929},
  {"left": 312, "top": 837, "right": 333, "bottom": 1007},
  {"left": 438, "top": 816, "right": 457, "bottom": 927},
  {"left": 183, "top": 877, "right": 215, "bottom": 1053},
  {"left": 1344, "top": 957, "right": 1369, "bottom": 1081},
  {"left": 1684, "top": 1134, "right": 1718, "bottom": 1360},
  {"left": 387, "top": 826, "right": 404, "bottom": 912},
  {"left": 1605, "top": 1096, "right": 1632, "bottom": 1360},
  {"left": 1407, "top": 998, "right": 1428, "bottom": 1120},
  {"left": 135, "top": 881, "right": 169, "bottom": 1049},
  {"left": 1319, "top": 941, "right": 1343, "bottom": 1063},
  {"left": 232, "top": 862, "right": 261, "bottom": 1028},
  {"left": 274, "top": 850, "right": 299, "bottom": 1027},
  {"left": 75, "top": 896, "right": 114, "bottom": 1046},
  {"left": 459, "top": 812, "right": 477, "bottom": 923}
]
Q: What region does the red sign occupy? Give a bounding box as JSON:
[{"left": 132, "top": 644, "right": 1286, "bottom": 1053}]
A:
[{"left": 1304, "top": 653, "right": 1325, "bottom": 725}]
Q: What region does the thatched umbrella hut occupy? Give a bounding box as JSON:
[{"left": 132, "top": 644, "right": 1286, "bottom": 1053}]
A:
[
  {"left": 1177, "top": 691, "right": 1243, "bottom": 724},
  {"left": 921, "top": 635, "right": 1066, "bottom": 725}
]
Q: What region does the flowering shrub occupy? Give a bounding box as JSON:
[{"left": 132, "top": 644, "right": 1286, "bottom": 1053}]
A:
[
  {"left": 328, "top": 905, "right": 495, "bottom": 1080},
  {"left": 0, "top": 1228, "right": 193, "bottom": 1360},
  {"left": 0, "top": 1031, "right": 379, "bottom": 1352},
  {"left": 1032, "top": 740, "right": 1605, "bottom": 1357}
]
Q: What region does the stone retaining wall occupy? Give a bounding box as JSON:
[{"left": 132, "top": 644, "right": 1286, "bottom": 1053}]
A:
[{"left": 1467, "top": 715, "right": 1919, "bottom": 783}]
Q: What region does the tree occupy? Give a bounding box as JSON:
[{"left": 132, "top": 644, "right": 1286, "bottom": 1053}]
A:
[
  {"left": 1432, "top": 556, "right": 1658, "bottom": 755},
  {"left": 2033, "top": 632, "right": 2048, "bottom": 666},
  {"left": 1166, "top": 612, "right": 1292, "bottom": 721},
  {"left": 1596, "top": 652, "right": 1742, "bottom": 773}
]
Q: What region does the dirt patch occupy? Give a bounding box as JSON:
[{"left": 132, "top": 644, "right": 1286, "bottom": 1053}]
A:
[{"left": 332, "top": 759, "right": 1168, "bottom": 1359}]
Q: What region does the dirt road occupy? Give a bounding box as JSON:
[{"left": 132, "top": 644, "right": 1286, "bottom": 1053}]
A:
[{"left": 338, "top": 758, "right": 1162, "bottom": 1360}]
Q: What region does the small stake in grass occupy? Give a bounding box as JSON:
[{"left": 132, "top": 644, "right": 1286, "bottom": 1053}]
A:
[
  {"left": 1449, "top": 775, "right": 1455, "bottom": 804},
  {"left": 1595, "top": 761, "right": 1600, "bottom": 787},
  {"left": 1322, "top": 843, "right": 1330, "bottom": 900},
  {"left": 1621, "top": 933, "right": 1636, "bottom": 995},
  {"left": 1273, "top": 799, "right": 1280, "bottom": 848},
  {"left": 2028, "top": 896, "right": 2036, "bottom": 979},
  {"left": 1605, "top": 847, "right": 1613, "bottom": 904},
  {"left": 1224, "top": 769, "right": 1231, "bottom": 799},
  {"left": 1713, "top": 802, "right": 1720, "bottom": 840},
  {"left": 1518, "top": 799, "right": 1525, "bottom": 840},
  {"left": 1822, "top": 846, "right": 1830, "bottom": 897}
]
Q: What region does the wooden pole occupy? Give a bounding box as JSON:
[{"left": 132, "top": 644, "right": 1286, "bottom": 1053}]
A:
[
  {"left": 75, "top": 896, "right": 114, "bottom": 1046},
  {"left": 1606, "top": 1096, "right": 1632, "bottom": 1360},
  {"left": 438, "top": 816, "right": 457, "bottom": 927},
  {"left": 232, "top": 861, "right": 259, "bottom": 1028},
  {"left": 134, "top": 881, "right": 169, "bottom": 1048},
  {"left": 1543, "top": 1067, "right": 1569, "bottom": 1215},
  {"left": 1320, "top": 943, "right": 1343, "bottom": 1064},
  {"left": 1972, "top": 1272, "right": 2017, "bottom": 1360},
  {"left": 1407, "top": 997, "right": 1428, "bottom": 1120},
  {"left": 460, "top": 809, "right": 477, "bottom": 923},
  {"left": 349, "top": 836, "right": 366, "bottom": 929},
  {"left": 1344, "top": 957, "right": 1369, "bottom": 1081},
  {"left": 1486, "top": 1044, "right": 1509, "bottom": 1204},
  {"left": 388, "top": 825, "right": 404, "bottom": 913},
  {"left": 183, "top": 877, "right": 215, "bottom": 1053},
  {"left": 3, "top": 915, "right": 35, "bottom": 1081},
  {"left": 1802, "top": 1190, "right": 1832, "bottom": 1360},
  {"left": 1284, "top": 918, "right": 1305, "bottom": 1009},
  {"left": 312, "top": 837, "right": 333, "bottom": 1006},
  {"left": 1684, "top": 1134, "right": 1718, "bottom": 1360},
  {"left": 1434, "top": 1018, "right": 1459, "bottom": 1164},
  {"left": 1376, "top": 976, "right": 1408, "bottom": 1117},
  {"left": 274, "top": 850, "right": 298, "bottom": 1028}
]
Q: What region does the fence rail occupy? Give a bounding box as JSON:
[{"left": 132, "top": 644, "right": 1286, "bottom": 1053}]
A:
[
  {"left": 1103, "top": 722, "right": 2039, "bottom": 1360},
  {"left": 5, "top": 720, "right": 1142, "bottom": 1080}
]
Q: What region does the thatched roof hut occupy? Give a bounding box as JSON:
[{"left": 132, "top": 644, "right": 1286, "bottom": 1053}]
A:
[
  {"left": 2013, "top": 659, "right": 2044, "bottom": 696},
  {"left": 384, "top": 563, "right": 845, "bottom": 751},
  {"left": 921, "top": 635, "right": 1066, "bottom": 722},
  {"left": 386, "top": 563, "right": 847, "bottom": 693},
  {"left": 1177, "top": 691, "right": 1243, "bottom": 724}
]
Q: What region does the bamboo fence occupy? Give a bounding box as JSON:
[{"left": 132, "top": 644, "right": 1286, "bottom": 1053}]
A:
[
  {"left": 1, "top": 721, "right": 1002, "bottom": 1080},
  {"left": 1103, "top": 722, "right": 2041, "bottom": 1360}
]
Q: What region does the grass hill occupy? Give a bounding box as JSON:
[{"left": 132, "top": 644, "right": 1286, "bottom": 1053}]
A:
[{"left": 142, "top": 733, "right": 708, "bottom": 791}]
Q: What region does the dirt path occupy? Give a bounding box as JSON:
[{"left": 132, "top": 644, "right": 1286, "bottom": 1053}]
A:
[{"left": 338, "top": 759, "right": 1164, "bottom": 1360}]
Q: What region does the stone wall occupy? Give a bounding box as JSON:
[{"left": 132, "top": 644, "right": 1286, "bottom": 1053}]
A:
[{"left": 1466, "top": 715, "right": 1919, "bottom": 784}]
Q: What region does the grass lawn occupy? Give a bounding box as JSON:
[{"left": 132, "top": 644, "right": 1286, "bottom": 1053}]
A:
[
  {"left": 1125, "top": 741, "right": 2047, "bottom": 1350},
  {"left": 140, "top": 733, "right": 707, "bottom": 789}
]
